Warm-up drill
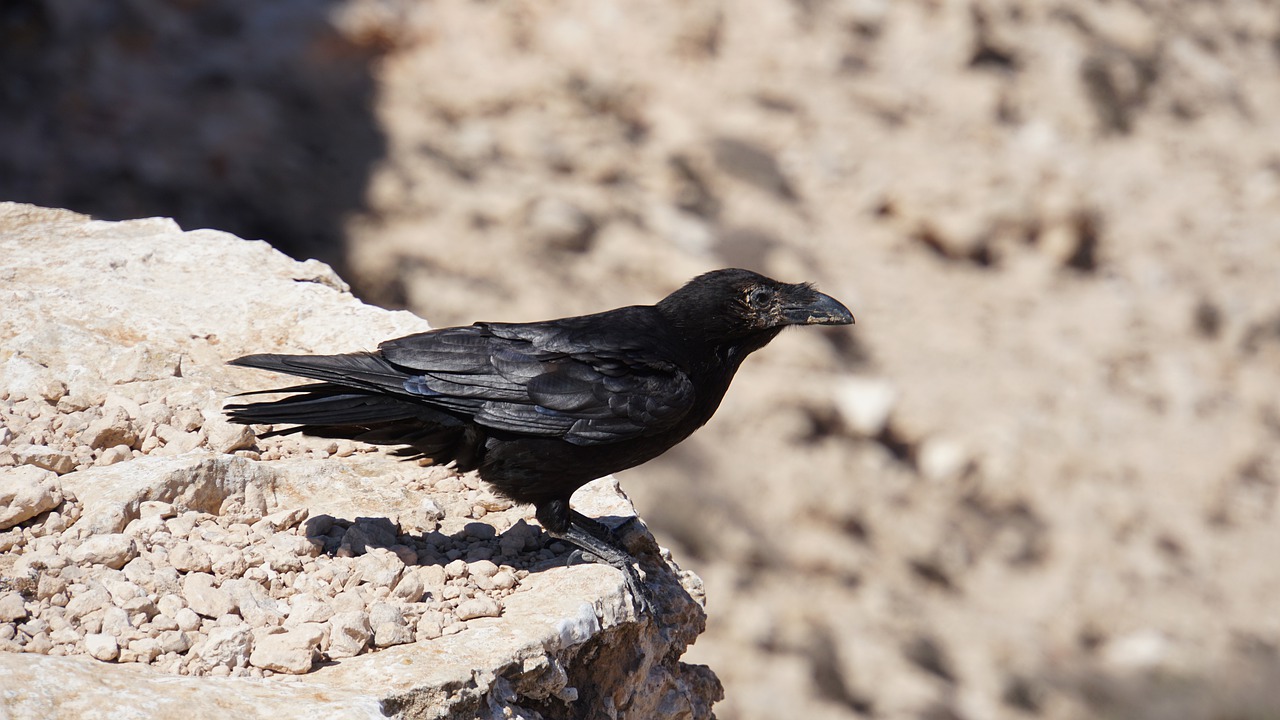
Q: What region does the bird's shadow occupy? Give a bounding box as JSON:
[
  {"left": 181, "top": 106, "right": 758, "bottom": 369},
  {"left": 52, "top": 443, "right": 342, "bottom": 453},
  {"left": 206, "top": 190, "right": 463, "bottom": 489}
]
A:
[
  {"left": 299, "top": 512, "right": 667, "bottom": 589},
  {"left": 300, "top": 511, "right": 694, "bottom": 677}
]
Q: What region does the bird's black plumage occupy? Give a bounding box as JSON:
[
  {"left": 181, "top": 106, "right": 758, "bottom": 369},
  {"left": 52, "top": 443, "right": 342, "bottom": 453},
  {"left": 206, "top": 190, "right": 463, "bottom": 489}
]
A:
[{"left": 225, "top": 268, "right": 853, "bottom": 608}]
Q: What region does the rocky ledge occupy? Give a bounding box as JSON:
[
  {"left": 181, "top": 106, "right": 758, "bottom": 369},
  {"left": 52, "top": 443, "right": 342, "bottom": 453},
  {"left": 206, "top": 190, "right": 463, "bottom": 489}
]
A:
[{"left": 0, "top": 203, "right": 721, "bottom": 719}]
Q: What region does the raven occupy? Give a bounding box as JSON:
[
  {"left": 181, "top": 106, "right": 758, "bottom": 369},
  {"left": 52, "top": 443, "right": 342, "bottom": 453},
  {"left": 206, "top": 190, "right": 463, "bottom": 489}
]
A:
[{"left": 225, "top": 268, "right": 853, "bottom": 609}]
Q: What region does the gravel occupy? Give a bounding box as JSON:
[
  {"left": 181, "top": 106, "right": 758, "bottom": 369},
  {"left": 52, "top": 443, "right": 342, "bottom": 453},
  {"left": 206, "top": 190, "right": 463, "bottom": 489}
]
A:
[{"left": 0, "top": 364, "right": 552, "bottom": 677}]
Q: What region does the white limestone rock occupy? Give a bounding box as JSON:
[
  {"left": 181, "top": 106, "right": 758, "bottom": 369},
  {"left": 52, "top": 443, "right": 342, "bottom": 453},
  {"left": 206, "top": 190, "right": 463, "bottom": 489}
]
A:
[
  {"left": 249, "top": 625, "right": 325, "bottom": 674},
  {"left": 0, "top": 465, "right": 62, "bottom": 530},
  {"left": 456, "top": 596, "right": 502, "bottom": 621},
  {"left": 156, "top": 630, "right": 192, "bottom": 655},
  {"left": 182, "top": 573, "right": 236, "bottom": 619},
  {"left": 0, "top": 593, "right": 28, "bottom": 622},
  {"left": 373, "top": 621, "right": 413, "bottom": 648},
  {"left": 84, "top": 634, "right": 119, "bottom": 662},
  {"left": 10, "top": 445, "right": 75, "bottom": 476},
  {"left": 79, "top": 407, "right": 138, "bottom": 451},
  {"left": 352, "top": 548, "right": 404, "bottom": 589},
  {"left": 327, "top": 611, "right": 372, "bottom": 659},
  {"left": 388, "top": 567, "right": 425, "bottom": 602},
  {"left": 167, "top": 542, "right": 213, "bottom": 573},
  {"left": 284, "top": 593, "right": 334, "bottom": 627},
  {"left": 193, "top": 625, "right": 252, "bottom": 671},
  {"left": 221, "top": 579, "right": 284, "bottom": 628},
  {"left": 70, "top": 534, "right": 138, "bottom": 570},
  {"left": 174, "top": 608, "right": 202, "bottom": 632},
  {"left": 121, "top": 637, "right": 162, "bottom": 664}
]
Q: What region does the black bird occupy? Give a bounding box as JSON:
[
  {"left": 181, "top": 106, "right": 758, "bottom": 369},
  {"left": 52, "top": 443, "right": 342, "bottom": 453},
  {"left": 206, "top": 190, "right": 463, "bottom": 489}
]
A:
[{"left": 225, "top": 269, "right": 853, "bottom": 609}]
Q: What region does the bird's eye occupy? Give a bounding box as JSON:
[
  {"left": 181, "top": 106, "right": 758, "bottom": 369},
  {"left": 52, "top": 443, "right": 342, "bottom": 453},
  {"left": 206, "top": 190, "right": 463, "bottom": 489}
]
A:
[{"left": 746, "top": 287, "right": 773, "bottom": 308}]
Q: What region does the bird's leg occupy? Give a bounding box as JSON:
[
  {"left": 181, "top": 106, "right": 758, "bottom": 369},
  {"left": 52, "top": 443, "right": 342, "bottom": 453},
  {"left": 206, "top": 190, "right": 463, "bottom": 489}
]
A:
[
  {"left": 537, "top": 499, "right": 650, "bottom": 613},
  {"left": 568, "top": 509, "right": 625, "bottom": 548},
  {"left": 563, "top": 510, "right": 650, "bottom": 579},
  {"left": 546, "top": 521, "right": 650, "bottom": 615}
]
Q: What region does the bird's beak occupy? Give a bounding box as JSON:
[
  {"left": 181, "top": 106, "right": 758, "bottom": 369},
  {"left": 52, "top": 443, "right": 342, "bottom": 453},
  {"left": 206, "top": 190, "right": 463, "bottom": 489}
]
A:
[{"left": 781, "top": 291, "right": 855, "bottom": 326}]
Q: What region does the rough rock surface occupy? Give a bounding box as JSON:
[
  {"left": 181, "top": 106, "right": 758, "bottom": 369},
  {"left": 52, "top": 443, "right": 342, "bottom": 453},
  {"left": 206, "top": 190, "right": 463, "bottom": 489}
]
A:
[
  {"left": 0, "top": 466, "right": 62, "bottom": 530},
  {"left": 0, "top": 205, "right": 720, "bottom": 719}
]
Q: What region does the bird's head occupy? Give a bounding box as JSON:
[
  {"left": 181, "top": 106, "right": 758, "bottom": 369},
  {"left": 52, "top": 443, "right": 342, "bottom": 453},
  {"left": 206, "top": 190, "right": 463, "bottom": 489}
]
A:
[{"left": 656, "top": 268, "right": 854, "bottom": 350}]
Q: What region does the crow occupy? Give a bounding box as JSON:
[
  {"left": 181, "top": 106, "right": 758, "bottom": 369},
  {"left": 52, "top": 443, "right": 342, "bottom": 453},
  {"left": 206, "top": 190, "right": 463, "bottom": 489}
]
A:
[{"left": 225, "top": 268, "right": 853, "bottom": 609}]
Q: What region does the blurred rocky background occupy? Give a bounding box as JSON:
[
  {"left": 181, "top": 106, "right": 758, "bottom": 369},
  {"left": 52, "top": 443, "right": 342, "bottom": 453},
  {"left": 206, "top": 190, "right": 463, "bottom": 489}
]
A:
[{"left": 5, "top": 0, "right": 1280, "bottom": 718}]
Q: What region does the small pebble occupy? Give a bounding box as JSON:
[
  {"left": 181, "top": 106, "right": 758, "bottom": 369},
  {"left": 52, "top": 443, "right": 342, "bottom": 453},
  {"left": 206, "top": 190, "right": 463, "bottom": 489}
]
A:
[
  {"left": 0, "top": 593, "right": 28, "bottom": 622},
  {"left": 175, "top": 608, "right": 202, "bottom": 632},
  {"left": 444, "top": 559, "right": 468, "bottom": 579},
  {"left": 467, "top": 560, "right": 498, "bottom": 578},
  {"left": 71, "top": 534, "right": 138, "bottom": 570},
  {"left": 97, "top": 444, "right": 133, "bottom": 466},
  {"left": 373, "top": 622, "right": 413, "bottom": 648},
  {"left": 84, "top": 633, "right": 119, "bottom": 662},
  {"left": 455, "top": 597, "right": 501, "bottom": 621}
]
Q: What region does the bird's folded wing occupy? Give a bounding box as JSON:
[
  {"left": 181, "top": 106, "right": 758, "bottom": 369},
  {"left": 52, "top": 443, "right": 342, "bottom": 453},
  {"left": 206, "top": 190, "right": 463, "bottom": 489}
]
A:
[{"left": 378, "top": 324, "right": 695, "bottom": 445}]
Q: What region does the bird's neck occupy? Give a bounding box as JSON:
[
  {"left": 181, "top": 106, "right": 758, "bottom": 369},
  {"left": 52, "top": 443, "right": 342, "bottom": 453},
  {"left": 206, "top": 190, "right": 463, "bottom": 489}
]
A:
[{"left": 686, "top": 328, "right": 782, "bottom": 389}]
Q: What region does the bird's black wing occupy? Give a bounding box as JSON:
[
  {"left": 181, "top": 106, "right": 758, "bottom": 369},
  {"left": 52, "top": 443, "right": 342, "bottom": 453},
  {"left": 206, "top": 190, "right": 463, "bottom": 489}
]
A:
[{"left": 378, "top": 310, "right": 696, "bottom": 446}]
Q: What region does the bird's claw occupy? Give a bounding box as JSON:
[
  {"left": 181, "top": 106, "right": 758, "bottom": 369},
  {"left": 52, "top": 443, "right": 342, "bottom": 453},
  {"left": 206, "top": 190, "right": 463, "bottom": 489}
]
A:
[
  {"left": 562, "top": 546, "right": 651, "bottom": 615},
  {"left": 565, "top": 549, "right": 603, "bottom": 566},
  {"left": 619, "top": 562, "right": 652, "bottom": 616}
]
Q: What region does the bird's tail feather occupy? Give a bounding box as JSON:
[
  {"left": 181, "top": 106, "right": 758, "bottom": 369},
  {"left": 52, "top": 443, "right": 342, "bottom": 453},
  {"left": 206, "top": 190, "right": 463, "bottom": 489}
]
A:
[
  {"left": 224, "top": 382, "right": 473, "bottom": 465},
  {"left": 229, "top": 353, "right": 411, "bottom": 396},
  {"left": 225, "top": 353, "right": 480, "bottom": 469},
  {"left": 225, "top": 386, "right": 419, "bottom": 427}
]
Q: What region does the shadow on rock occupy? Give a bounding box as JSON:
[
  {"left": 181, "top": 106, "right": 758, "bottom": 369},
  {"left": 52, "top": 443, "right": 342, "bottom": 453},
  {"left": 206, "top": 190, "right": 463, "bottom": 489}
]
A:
[
  {"left": 0, "top": 0, "right": 387, "bottom": 272},
  {"left": 302, "top": 512, "right": 699, "bottom": 620}
]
